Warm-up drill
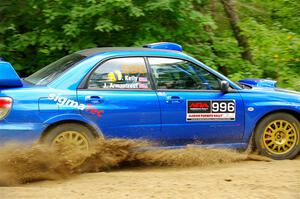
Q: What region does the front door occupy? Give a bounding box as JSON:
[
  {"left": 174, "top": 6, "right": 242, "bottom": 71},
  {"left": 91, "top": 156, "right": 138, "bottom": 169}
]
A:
[
  {"left": 147, "top": 57, "right": 245, "bottom": 146},
  {"left": 77, "top": 57, "right": 161, "bottom": 140}
]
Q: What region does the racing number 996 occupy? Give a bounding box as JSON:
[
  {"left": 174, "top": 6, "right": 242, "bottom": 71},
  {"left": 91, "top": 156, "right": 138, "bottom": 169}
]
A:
[{"left": 211, "top": 101, "right": 235, "bottom": 113}]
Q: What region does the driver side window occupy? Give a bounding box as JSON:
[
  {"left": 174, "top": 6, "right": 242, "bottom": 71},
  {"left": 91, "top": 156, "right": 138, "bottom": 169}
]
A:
[{"left": 148, "top": 58, "right": 221, "bottom": 90}]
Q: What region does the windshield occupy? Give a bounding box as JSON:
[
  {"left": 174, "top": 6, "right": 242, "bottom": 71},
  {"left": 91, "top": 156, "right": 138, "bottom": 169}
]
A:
[{"left": 25, "top": 53, "right": 86, "bottom": 85}]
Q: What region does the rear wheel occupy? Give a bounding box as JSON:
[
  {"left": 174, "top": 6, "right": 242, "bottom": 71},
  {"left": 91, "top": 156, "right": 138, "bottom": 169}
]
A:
[
  {"left": 42, "top": 123, "right": 96, "bottom": 166},
  {"left": 255, "top": 113, "right": 300, "bottom": 159},
  {"left": 43, "top": 123, "right": 95, "bottom": 149}
]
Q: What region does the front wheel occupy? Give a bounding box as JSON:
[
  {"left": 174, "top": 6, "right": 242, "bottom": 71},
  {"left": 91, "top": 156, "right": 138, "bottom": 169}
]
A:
[{"left": 255, "top": 113, "right": 300, "bottom": 160}]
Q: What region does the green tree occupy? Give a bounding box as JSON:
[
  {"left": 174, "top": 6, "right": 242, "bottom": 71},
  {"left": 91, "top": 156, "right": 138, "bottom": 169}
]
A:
[
  {"left": 0, "top": 0, "right": 299, "bottom": 91},
  {"left": 0, "top": 0, "right": 213, "bottom": 75}
]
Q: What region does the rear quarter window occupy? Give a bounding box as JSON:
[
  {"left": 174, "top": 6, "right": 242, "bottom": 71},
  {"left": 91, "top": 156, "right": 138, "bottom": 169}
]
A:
[{"left": 25, "top": 53, "right": 86, "bottom": 85}]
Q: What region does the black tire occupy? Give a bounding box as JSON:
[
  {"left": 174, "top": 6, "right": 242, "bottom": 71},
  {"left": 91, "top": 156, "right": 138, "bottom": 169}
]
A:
[
  {"left": 42, "top": 123, "right": 95, "bottom": 150},
  {"left": 254, "top": 113, "right": 300, "bottom": 160}
]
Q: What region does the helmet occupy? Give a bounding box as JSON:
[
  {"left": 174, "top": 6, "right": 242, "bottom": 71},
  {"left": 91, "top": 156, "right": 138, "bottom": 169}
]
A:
[{"left": 107, "top": 70, "right": 122, "bottom": 82}]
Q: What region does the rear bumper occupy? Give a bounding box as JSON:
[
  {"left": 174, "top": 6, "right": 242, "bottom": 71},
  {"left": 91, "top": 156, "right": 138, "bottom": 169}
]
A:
[{"left": 0, "top": 122, "right": 46, "bottom": 144}]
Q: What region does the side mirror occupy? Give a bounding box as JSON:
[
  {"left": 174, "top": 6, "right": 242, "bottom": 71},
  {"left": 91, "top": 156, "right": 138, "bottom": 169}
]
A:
[{"left": 220, "top": 80, "right": 230, "bottom": 93}]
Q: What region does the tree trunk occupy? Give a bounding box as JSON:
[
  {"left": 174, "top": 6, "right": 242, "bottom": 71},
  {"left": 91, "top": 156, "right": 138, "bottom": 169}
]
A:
[
  {"left": 210, "top": 0, "right": 217, "bottom": 19},
  {"left": 204, "top": 0, "right": 229, "bottom": 75},
  {"left": 220, "top": 0, "right": 254, "bottom": 63}
]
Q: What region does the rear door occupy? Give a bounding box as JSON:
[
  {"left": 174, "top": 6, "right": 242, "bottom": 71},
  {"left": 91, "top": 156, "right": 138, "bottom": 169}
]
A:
[
  {"left": 77, "top": 57, "right": 161, "bottom": 140},
  {"left": 147, "top": 57, "right": 245, "bottom": 146}
]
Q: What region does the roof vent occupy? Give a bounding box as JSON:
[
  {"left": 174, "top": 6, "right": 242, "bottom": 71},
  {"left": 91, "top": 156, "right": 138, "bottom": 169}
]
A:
[{"left": 143, "top": 42, "right": 182, "bottom": 52}]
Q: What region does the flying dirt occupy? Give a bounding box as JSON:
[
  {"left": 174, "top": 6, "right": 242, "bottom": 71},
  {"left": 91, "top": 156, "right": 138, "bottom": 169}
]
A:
[
  {"left": 0, "top": 139, "right": 252, "bottom": 186},
  {"left": 0, "top": 139, "right": 299, "bottom": 199}
]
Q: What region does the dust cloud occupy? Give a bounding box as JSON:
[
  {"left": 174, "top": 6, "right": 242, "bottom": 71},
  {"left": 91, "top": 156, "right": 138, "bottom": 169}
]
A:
[{"left": 0, "top": 139, "right": 251, "bottom": 186}]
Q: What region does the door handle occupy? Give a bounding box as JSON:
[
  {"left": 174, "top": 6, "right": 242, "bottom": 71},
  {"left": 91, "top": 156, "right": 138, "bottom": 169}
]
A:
[
  {"left": 85, "top": 96, "right": 104, "bottom": 104},
  {"left": 166, "top": 96, "right": 184, "bottom": 103}
]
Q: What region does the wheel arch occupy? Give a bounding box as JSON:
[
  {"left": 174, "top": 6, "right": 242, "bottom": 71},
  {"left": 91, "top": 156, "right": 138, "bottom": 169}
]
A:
[
  {"left": 40, "top": 119, "right": 103, "bottom": 142},
  {"left": 256, "top": 109, "right": 300, "bottom": 128},
  {"left": 251, "top": 109, "right": 300, "bottom": 149}
]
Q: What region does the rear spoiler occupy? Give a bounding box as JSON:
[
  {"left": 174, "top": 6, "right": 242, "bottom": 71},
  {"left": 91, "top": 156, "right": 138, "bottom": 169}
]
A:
[
  {"left": 238, "top": 78, "right": 277, "bottom": 88},
  {"left": 0, "top": 61, "right": 23, "bottom": 88}
]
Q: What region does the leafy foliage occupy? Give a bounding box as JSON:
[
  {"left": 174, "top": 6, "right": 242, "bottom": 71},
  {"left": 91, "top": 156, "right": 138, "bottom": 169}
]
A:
[{"left": 0, "top": 0, "right": 299, "bottom": 90}]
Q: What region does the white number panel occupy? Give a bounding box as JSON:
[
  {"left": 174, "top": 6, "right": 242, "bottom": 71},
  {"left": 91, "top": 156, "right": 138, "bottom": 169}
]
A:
[{"left": 187, "top": 100, "right": 236, "bottom": 121}]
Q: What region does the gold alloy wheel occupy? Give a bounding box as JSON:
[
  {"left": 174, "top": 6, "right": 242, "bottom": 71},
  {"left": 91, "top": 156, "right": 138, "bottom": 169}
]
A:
[
  {"left": 52, "top": 131, "right": 89, "bottom": 151},
  {"left": 263, "top": 120, "right": 298, "bottom": 155}
]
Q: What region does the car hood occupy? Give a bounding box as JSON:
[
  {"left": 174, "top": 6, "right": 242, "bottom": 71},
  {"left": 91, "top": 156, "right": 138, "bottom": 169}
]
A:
[
  {"left": 249, "top": 86, "right": 300, "bottom": 96},
  {"left": 272, "top": 88, "right": 300, "bottom": 95},
  {"left": 239, "top": 86, "right": 300, "bottom": 106},
  {"left": 238, "top": 78, "right": 299, "bottom": 98}
]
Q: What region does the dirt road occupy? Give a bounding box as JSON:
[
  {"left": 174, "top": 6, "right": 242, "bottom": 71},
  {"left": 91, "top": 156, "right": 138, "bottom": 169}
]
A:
[{"left": 1, "top": 157, "right": 299, "bottom": 199}]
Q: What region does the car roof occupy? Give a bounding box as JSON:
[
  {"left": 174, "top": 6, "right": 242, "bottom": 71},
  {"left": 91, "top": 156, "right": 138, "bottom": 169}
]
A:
[{"left": 76, "top": 47, "right": 183, "bottom": 57}]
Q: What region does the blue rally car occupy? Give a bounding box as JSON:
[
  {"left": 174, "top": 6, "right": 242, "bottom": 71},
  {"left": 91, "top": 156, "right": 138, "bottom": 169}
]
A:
[{"left": 0, "top": 42, "right": 299, "bottom": 159}]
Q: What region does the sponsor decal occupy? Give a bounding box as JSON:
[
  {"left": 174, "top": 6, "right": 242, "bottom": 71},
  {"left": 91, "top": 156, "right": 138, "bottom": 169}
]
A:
[
  {"left": 103, "top": 83, "right": 140, "bottom": 89},
  {"left": 105, "top": 65, "right": 149, "bottom": 89},
  {"left": 138, "top": 77, "right": 148, "bottom": 83},
  {"left": 187, "top": 100, "right": 235, "bottom": 121},
  {"left": 122, "top": 64, "right": 147, "bottom": 73},
  {"left": 138, "top": 83, "right": 148, "bottom": 89},
  {"left": 104, "top": 73, "right": 149, "bottom": 89},
  {"left": 48, "top": 94, "right": 104, "bottom": 118},
  {"left": 103, "top": 82, "right": 149, "bottom": 89},
  {"left": 125, "top": 75, "right": 138, "bottom": 82}
]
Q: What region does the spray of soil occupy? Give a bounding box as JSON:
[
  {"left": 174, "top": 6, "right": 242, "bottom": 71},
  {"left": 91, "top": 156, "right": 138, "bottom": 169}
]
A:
[{"left": 0, "top": 139, "right": 253, "bottom": 186}]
